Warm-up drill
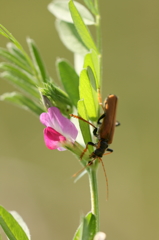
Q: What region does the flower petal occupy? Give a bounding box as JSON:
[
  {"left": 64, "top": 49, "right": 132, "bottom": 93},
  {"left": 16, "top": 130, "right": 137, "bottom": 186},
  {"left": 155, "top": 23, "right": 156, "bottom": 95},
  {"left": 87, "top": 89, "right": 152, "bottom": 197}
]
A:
[
  {"left": 40, "top": 111, "right": 52, "bottom": 127},
  {"left": 43, "top": 127, "right": 66, "bottom": 150},
  {"left": 40, "top": 107, "right": 78, "bottom": 141}
]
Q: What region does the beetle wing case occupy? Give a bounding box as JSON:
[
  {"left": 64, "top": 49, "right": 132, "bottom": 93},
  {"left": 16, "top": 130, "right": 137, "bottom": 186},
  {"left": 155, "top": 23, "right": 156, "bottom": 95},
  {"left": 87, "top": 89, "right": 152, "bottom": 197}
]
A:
[{"left": 99, "top": 94, "right": 118, "bottom": 144}]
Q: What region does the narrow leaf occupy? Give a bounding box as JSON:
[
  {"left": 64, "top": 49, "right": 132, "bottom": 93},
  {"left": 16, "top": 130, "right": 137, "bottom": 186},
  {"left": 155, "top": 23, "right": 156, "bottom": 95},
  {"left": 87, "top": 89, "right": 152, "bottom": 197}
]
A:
[
  {"left": 83, "top": 49, "right": 100, "bottom": 88},
  {"left": 48, "top": 0, "right": 95, "bottom": 25},
  {"left": 7, "top": 43, "right": 33, "bottom": 72},
  {"left": 0, "top": 205, "right": 29, "bottom": 240},
  {"left": 9, "top": 211, "right": 31, "bottom": 240},
  {"left": 55, "top": 20, "right": 88, "bottom": 54},
  {"left": 87, "top": 66, "right": 98, "bottom": 112},
  {"left": 1, "top": 71, "right": 40, "bottom": 99},
  {"left": 0, "top": 48, "right": 33, "bottom": 74},
  {"left": 0, "top": 92, "right": 44, "bottom": 116},
  {"left": 0, "top": 62, "right": 37, "bottom": 86},
  {"left": 81, "top": 216, "right": 89, "bottom": 240},
  {"left": 0, "top": 25, "right": 33, "bottom": 68},
  {"left": 57, "top": 59, "right": 79, "bottom": 107},
  {"left": 86, "top": 212, "right": 96, "bottom": 240},
  {"left": 73, "top": 224, "right": 81, "bottom": 240},
  {"left": 79, "top": 69, "right": 98, "bottom": 121},
  {"left": 0, "top": 25, "right": 24, "bottom": 51},
  {"left": 27, "top": 38, "right": 49, "bottom": 84},
  {"left": 69, "top": 0, "right": 98, "bottom": 53},
  {"left": 73, "top": 212, "right": 96, "bottom": 240}
]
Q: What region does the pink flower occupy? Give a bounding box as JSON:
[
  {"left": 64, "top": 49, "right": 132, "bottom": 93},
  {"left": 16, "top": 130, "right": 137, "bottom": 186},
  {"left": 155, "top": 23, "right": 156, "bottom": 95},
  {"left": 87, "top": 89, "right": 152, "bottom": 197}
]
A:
[{"left": 40, "top": 107, "right": 78, "bottom": 151}]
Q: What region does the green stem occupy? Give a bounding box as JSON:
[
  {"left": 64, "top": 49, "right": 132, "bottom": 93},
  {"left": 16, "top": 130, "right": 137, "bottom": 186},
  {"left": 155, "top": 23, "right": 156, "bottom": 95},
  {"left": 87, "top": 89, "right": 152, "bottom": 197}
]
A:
[
  {"left": 94, "top": 0, "right": 102, "bottom": 91},
  {"left": 88, "top": 168, "right": 99, "bottom": 232},
  {"left": 95, "top": 14, "right": 101, "bottom": 54},
  {"left": 87, "top": 2, "right": 102, "bottom": 233},
  {"left": 95, "top": 0, "right": 101, "bottom": 53}
]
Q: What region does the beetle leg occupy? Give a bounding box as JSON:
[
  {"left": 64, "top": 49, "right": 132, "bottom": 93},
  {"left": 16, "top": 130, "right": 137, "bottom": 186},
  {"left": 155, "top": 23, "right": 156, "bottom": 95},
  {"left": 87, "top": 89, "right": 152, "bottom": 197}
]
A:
[
  {"left": 93, "top": 127, "right": 98, "bottom": 137},
  {"left": 80, "top": 142, "right": 96, "bottom": 159},
  {"left": 97, "top": 113, "right": 105, "bottom": 124},
  {"left": 115, "top": 121, "right": 120, "bottom": 126},
  {"left": 98, "top": 157, "right": 109, "bottom": 200},
  {"left": 103, "top": 148, "right": 113, "bottom": 156},
  {"left": 107, "top": 148, "right": 113, "bottom": 152}
]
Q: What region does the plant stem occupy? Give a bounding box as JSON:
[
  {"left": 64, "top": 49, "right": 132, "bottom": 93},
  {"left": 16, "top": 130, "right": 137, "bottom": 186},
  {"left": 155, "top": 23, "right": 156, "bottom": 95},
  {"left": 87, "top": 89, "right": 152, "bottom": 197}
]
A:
[
  {"left": 88, "top": 168, "right": 99, "bottom": 232},
  {"left": 95, "top": 0, "right": 101, "bottom": 53},
  {"left": 94, "top": 0, "right": 102, "bottom": 92}
]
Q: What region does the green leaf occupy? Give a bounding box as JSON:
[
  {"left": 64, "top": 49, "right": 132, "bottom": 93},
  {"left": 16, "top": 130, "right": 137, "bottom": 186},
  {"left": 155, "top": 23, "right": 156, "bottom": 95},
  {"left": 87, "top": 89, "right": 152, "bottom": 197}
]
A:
[
  {"left": 77, "top": 99, "right": 93, "bottom": 153},
  {"left": 55, "top": 20, "right": 88, "bottom": 54},
  {"left": 48, "top": 0, "right": 95, "bottom": 25},
  {"left": 69, "top": 0, "right": 98, "bottom": 53},
  {"left": 0, "top": 71, "right": 40, "bottom": 99},
  {"left": 85, "top": 212, "right": 96, "bottom": 240},
  {"left": 7, "top": 43, "right": 33, "bottom": 72},
  {"left": 0, "top": 25, "right": 33, "bottom": 70},
  {"left": 73, "top": 212, "right": 96, "bottom": 240},
  {"left": 0, "top": 92, "right": 44, "bottom": 116},
  {"left": 57, "top": 59, "right": 79, "bottom": 107},
  {"left": 81, "top": 212, "right": 96, "bottom": 240},
  {"left": 0, "top": 62, "right": 37, "bottom": 86},
  {"left": 73, "top": 224, "right": 81, "bottom": 240},
  {"left": 79, "top": 68, "right": 98, "bottom": 121},
  {"left": 83, "top": 0, "right": 98, "bottom": 15},
  {"left": 0, "top": 25, "right": 24, "bottom": 51},
  {"left": 27, "top": 38, "right": 49, "bottom": 84},
  {"left": 0, "top": 205, "right": 29, "bottom": 240},
  {"left": 81, "top": 216, "right": 89, "bottom": 240},
  {"left": 0, "top": 48, "right": 33, "bottom": 74},
  {"left": 83, "top": 49, "right": 100, "bottom": 88},
  {"left": 87, "top": 66, "right": 98, "bottom": 112}
]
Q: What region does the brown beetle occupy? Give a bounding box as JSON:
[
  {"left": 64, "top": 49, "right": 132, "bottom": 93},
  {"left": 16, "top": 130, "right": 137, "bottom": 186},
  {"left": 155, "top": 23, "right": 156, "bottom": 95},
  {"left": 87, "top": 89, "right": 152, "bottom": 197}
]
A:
[{"left": 71, "top": 94, "right": 120, "bottom": 198}]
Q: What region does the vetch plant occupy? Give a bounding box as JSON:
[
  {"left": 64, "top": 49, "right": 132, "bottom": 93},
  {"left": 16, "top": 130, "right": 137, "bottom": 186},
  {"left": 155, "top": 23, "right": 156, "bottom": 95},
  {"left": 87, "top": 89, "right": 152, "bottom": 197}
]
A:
[{"left": 0, "top": 1, "right": 119, "bottom": 239}]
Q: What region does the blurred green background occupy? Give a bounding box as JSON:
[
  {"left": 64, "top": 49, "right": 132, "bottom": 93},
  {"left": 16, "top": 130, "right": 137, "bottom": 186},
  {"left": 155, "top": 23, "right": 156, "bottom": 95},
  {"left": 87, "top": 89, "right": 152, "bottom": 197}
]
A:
[{"left": 0, "top": 0, "right": 159, "bottom": 239}]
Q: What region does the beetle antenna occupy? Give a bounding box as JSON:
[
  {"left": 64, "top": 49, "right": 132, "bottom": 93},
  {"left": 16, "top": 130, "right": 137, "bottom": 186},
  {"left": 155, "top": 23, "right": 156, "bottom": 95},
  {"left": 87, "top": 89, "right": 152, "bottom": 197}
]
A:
[
  {"left": 72, "top": 166, "right": 86, "bottom": 178},
  {"left": 73, "top": 157, "right": 108, "bottom": 200},
  {"left": 70, "top": 114, "right": 96, "bottom": 128},
  {"left": 72, "top": 160, "right": 95, "bottom": 178},
  {"left": 99, "top": 157, "right": 109, "bottom": 200}
]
